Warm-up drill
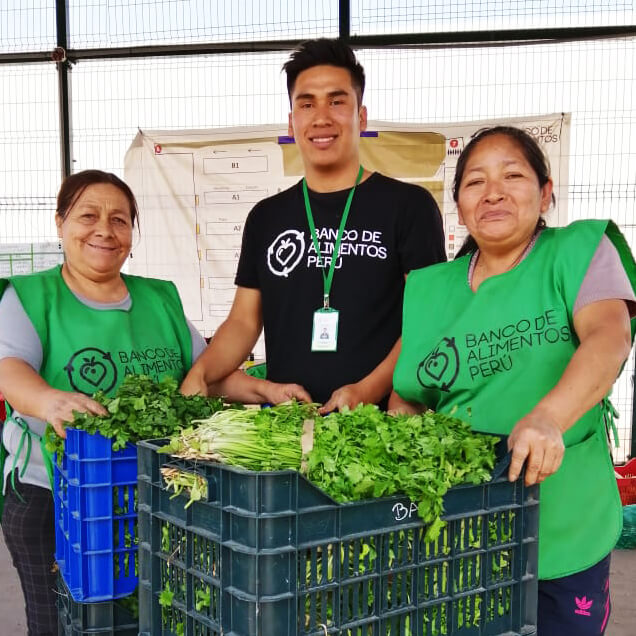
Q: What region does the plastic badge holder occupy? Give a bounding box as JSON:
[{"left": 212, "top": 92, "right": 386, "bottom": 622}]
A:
[
  {"left": 137, "top": 438, "right": 539, "bottom": 636},
  {"left": 57, "top": 575, "right": 138, "bottom": 635},
  {"left": 53, "top": 428, "right": 139, "bottom": 602}
]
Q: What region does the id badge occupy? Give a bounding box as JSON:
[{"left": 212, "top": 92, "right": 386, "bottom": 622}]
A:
[{"left": 311, "top": 308, "right": 339, "bottom": 352}]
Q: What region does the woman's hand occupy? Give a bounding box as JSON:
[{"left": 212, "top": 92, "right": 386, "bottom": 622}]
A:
[
  {"left": 318, "top": 383, "right": 366, "bottom": 414},
  {"left": 507, "top": 408, "right": 565, "bottom": 486},
  {"left": 41, "top": 388, "right": 107, "bottom": 438},
  {"left": 387, "top": 390, "right": 426, "bottom": 416}
]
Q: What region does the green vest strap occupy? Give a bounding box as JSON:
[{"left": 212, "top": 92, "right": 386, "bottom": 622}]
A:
[
  {"left": 0, "top": 440, "right": 6, "bottom": 520},
  {"left": 6, "top": 415, "right": 50, "bottom": 495},
  {"left": 0, "top": 417, "right": 54, "bottom": 521},
  {"left": 602, "top": 397, "right": 620, "bottom": 448}
]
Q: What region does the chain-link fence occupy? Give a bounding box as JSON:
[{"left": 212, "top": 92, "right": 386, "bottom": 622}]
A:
[{"left": 1, "top": 0, "right": 635, "bottom": 459}]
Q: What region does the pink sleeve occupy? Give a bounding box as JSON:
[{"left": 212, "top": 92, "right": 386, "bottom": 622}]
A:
[{"left": 574, "top": 235, "right": 636, "bottom": 316}]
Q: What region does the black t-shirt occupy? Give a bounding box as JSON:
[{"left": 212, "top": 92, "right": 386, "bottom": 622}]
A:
[{"left": 235, "top": 172, "right": 446, "bottom": 404}]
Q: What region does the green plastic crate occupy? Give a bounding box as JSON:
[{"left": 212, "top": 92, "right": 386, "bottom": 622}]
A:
[{"left": 137, "top": 438, "right": 539, "bottom": 636}]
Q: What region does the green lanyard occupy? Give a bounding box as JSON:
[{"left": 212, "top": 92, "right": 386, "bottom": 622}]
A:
[{"left": 302, "top": 165, "right": 364, "bottom": 309}]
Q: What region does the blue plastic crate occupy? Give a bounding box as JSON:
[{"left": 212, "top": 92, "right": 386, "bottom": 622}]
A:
[
  {"left": 137, "top": 438, "right": 539, "bottom": 636},
  {"left": 54, "top": 428, "right": 139, "bottom": 602}
]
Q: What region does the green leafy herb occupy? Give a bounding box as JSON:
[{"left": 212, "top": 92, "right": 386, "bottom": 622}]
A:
[
  {"left": 46, "top": 374, "right": 225, "bottom": 461},
  {"left": 161, "top": 401, "right": 498, "bottom": 544},
  {"left": 161, "top": 467, "right": 208, "bottom": 508},
  {"left": 195, "top": 587, "right": 211, "bottom": 612},
  {"left": 158, "top": 585, "right": 174, "bottom": 608},
  {"left": 305, "top": 405, "right": 499, "bottom": 542},
  {"left": 160, "top": 400, "right": 317, "bottom": 470}
]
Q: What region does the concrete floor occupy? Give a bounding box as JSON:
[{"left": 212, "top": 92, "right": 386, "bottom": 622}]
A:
[
  {"left": 0, "top": 533, "right": 26, "bottom": 634},
  {"left": 0, "top": 536, "right": 633, "bottom": 635},
  {"left": 608, "top": 549, "right": 636, "bottom": 636}
]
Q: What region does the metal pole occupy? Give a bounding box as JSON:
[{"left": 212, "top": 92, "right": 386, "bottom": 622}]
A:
[
  {"left": 2, "top": 26, "right": 635, "bottom": 64},
  {"left": 339, "top": 0, "right": 351, "bottom": 42},
  {"left": 55, "top": 0, "right": 72, "bottom": 180}
]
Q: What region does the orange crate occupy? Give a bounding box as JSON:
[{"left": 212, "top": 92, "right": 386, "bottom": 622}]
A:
[{"left": 616, "top": 458, "right": 636, "bottom": 505}]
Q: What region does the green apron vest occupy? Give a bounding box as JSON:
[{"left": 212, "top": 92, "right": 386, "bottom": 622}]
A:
[
  {"left": 394, "top": 220, "right": 636, "bottom": 579},
  {"left": 0, "top": 265, "right": 192, "bottom": 500}
]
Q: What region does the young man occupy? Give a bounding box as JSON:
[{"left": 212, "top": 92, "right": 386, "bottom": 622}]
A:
[{"left": 181, "top": 39, "right": 446, "bottom": 411}]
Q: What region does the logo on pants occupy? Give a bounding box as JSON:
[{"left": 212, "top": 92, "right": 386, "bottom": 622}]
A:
[{"left": 575, "top": 596, "right": 593, "bottom": 617}]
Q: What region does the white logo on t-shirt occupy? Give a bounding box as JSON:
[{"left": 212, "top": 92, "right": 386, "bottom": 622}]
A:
[{"left": 267, "top": 230, "right": 306, "bottom": 277}]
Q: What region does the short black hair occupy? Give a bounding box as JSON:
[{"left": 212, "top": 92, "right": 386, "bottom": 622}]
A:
[
  {"left": 283, "top": 38, "right": 365, "bottom": 105},
  {"left": 453, "top": 126, "right": 552, "bottom": 204}
]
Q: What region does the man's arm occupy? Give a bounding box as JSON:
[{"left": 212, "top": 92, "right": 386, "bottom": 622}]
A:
[
  {"left": 209, "top": 370, "right": 312, "bottom": 405},
  {"left": 318, "top": 185, "right": 446, "bottom": 413},
  {"left": 180, "top": 287, "right": 263, "bottom": 396}
]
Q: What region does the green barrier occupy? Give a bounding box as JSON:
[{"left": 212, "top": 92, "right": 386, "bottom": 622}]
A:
[
  {"left": 616, "top": 505, "right": 636, "bottom": 550},
  {"left": 244, "top": 362, "right": 266, "bottom": 380}
]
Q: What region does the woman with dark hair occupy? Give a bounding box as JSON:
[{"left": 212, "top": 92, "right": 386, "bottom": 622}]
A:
[
  {"left": 392, "top": 127, "right": 636, "bottom": 634},
  {"left": 0, "top": 170, "right": 308, "bottom": 634}
]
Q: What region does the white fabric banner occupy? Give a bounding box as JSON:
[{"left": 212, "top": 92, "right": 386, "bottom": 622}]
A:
[{"left": 124, "top": 113, "right": 570, "bottom": 349}]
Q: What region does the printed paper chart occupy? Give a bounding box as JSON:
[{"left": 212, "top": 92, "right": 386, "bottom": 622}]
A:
[{"left": 0, "top": 242, "right": 63, "bottom": 276}]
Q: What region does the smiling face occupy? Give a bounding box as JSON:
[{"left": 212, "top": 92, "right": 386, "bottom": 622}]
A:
[
  {"left": 56, "top": 183, "right": 133, "bottom": 283},
  {"left": 456, "top": 134, "right": 553, "bottom": 252},
  {"left": 288, "top": 64, "right": 367, "bottom": 185}
]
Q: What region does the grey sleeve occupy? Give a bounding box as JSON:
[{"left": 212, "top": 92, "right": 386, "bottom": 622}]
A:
[
  {"left": 187, "top": 320, "right": 207, "bottom": 364},
  {"left": 574, "top": 235, "right": 636, "bottom": 316},
  {"left": 0, "top": 284, "right": 43, "bottom": 371}
]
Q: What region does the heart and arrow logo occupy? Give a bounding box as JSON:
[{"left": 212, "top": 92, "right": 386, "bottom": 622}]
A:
[
  {"left": 267, "top": 230, "right": 305, "bottom": 277},
  {"left": 64, "top": 347, "right": 118, "bottom": 395},
  {"left": 417, "top": 337, "right": 460, "bottom": 392}
]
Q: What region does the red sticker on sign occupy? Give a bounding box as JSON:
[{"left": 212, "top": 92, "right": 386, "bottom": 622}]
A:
[{"left": 450, "top": 139, "right": 458, "bottom": 148}]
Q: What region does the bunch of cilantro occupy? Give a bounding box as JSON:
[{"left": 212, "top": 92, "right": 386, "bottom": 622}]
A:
[
  {"left": 160, "top": 400, "right": 317, "bottom": 470},
  {"left": 46, "top": 375, "right": 225, "bottom": 461},
  {"left": 305, "top": 404, "right": 500, "bottom": 542}
]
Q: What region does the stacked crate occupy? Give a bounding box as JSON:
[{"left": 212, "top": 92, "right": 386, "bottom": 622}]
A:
[
  {"left": 137, "top": 438, "right": 539, "bottom": 636},
  {"left": 53, "top": 428, "right": 139, "bottom": 633}
]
